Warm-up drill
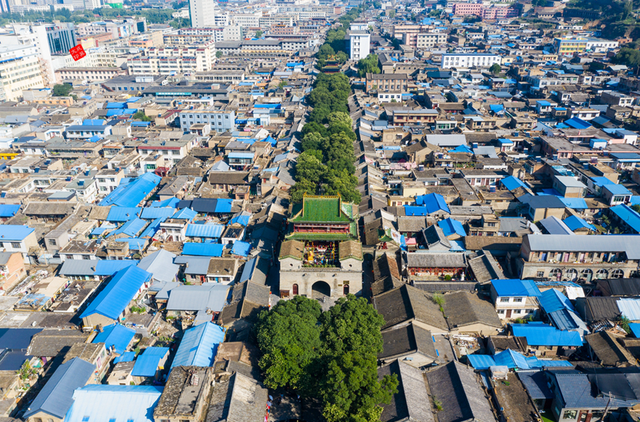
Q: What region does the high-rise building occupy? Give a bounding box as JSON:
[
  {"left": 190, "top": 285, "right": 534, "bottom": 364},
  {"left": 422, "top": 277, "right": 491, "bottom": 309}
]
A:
[
  {"left": 0, "top": 45, "right": 46, "bottom": 101},
  {"left": 45, "top": 23, "right": 77, "bottom": 55},
  {"left": 189, "top": 0, "right": 216, "bottom": 28},
  {"left": 348, "top": 30, "right": 370, "bottom": 61},
  {"left": 6, "top": 24, "right": 54, "bottom": 85}
]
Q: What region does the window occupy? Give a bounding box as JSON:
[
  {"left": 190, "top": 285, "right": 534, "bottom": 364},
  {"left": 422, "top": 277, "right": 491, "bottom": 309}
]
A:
[
  {"left": 497, "top": 309, "right": 505, "bottom": 314},
  {"left": 562, "top": 410, "right": 577, "bottom": 419},
  {"left": 49, "top": 239, "right": 57, "bottom": 246},
  {"left": 537, "top": 271, "right": 545, "bottom": 277},
  {"left": 513, "top": 298, "right": 523, "bottom": 303},
  {"left": 500, "top": 298, "right": 510, "bottom": 302},
  {"left": 11, "top": 242, "right": 20, "bottom": 248},
  {"left": 514, "top": 309, "right": 522, "bottom": 314}
]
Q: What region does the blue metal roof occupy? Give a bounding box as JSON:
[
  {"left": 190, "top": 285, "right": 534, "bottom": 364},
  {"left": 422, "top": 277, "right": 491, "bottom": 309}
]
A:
[
  {"left": 131, "top": 347, "right": 169, "bottom": 377},
  {"left": 539, "top": 289, "right": 575, "bottom": 313},
  {"left": 139, "top": 207, "right": 174, "bottom": 220},
  {"left": 228, "top": 152, "right": 255, "bottom": 159},
  {"left": 604, "top": 183, "right": 633, "bottom": 196},
  {"left": 0, "top": 328, "right": 42, "bottom": 349},
  {"left": 83, "top": 119, "right": 105, "bottom": 126},
  {"left": 495, "top": 349, "right": 530, "bottom": 369},
  {"left": 230, "top": 212, "right": 251, "bottom": 226},
  {"left": 467, "top": 354, "right": 496, "bottom": 370},
  {"left": 537, "top": 100, "right": 551, "bottom": 106},
  {"left": 231, "top": 240, "right": 251, "bottom": 257},
  {"left": 65, "top": 385, "right": 163, "bottom": 422},
  {"left": 99, "top": 173, "right": 161, "bottom": 208},
  {"left": 591, "top": 176, "right": 614, "bottom": 187},
  {"left": 171, "top": 322, "right": 224, "bottom": 369},
  {"left": 182, "top": 243, "right": 224, "bottom": 257},
  {"left": 106, "top": 102, "right": 126, "bottom": 109},
  {"left": 93, "top": 260, "right": 138, "bottom": 276},
  {"left": 115, "top": 238, "right": 147, "bottom": 251},
  {"left": 0, "top": 204, "right": 20, "bottom": 217},
  {"left": 450, "top": 144, "right": 473, "bottom": 153},
  {"left": 215, "top": 199, "right": 233, "bottom": 213},
  {"left": 107, "top": 218, "right": 148, "bottom": 238},
  {"left": 80, "top": 266, "right": 152, "bottom": 321},
  {"left": 404, "top": 205, "right": 428, "bottom": 216},
  {"left": 24, "top": 357, "right": 96, "bottom": 419},
  {"left": 150, "top": 197, "right": 180, "bottom": 208},
  {"left": 564, "top": 117, "right": 592, "bottom": 130},
  {"left": 0, "top": 225, "right": 34, "bottom": 241},
  {"left": 106, "top": 207, "right": 141, "bottom": 222},
  {"left": 186, "top": 223, "right": 224, "bottom": 238},
  {"left": 437, "top": 218, "right": 466, "bottom": 237},
  {"left": 512, "top": 324, "right": 583, "bottom": 346},
  {"left": 23, "top": 357, "right": 95, "bottom": 419},
  {"left": 114, "top": 351, "right": 136, "bottom": 364},
  {"left": 610, "top": 204, "right": 640, "bottom": 233},
  {"left": 629, "top": 323, "right": 640, "bottom": 338},
  {"left": 548, "top": 309, "right": 588, "bottom": 334},
  {"left": 172, "top": 207, "right": 197, "bottom": 220},
  {"left": 414, "top": 193, "right": 450, "bottom": 214},
  {"left": 501, "top": 176, "right": 527, "bottom": 191},
  {"left": 563, "top": 215, "right": 595, "bottom": 232},
  {"left": 0, "top": 350, "right": 29, "bottom": 371},
  {"left": 491, "top": 279, "right": 541, "bottom": 297},
  {"left": 617, "top": 298, "right": 640, "bottom": 320},
  {"left": 558, "top": 197, "right": 588, "bottom": 209},
  {"left": 140, "top": 217, "right": 166, "bottom": 238},
  {"left": 93, "top": 323, "right": 136, "bottom": 354}
]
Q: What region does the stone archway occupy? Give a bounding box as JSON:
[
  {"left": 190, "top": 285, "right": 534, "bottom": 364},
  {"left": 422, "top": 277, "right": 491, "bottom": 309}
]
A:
[{"left": 312, "top": 281, "right": 331, "bottom": 299}]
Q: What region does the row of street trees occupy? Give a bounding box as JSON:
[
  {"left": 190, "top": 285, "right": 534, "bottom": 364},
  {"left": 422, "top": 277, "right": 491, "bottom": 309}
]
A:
[{"left": 290, "top": 73, "right": 361, "bottom": 204}]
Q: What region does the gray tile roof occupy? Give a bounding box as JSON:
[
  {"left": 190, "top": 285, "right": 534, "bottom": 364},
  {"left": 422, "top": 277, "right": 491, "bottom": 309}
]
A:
[{"left": 426, "top": 361, "right": 496, "bottom": 422}]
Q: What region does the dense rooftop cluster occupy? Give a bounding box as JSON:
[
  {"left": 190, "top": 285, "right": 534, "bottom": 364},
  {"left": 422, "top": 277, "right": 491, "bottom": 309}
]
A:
[{"left": 2, "top": 0, "right": 640, "bottom": 421}]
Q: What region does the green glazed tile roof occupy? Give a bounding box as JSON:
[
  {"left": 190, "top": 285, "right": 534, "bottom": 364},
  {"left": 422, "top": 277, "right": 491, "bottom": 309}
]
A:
[{"left": 290, "top": 196, "right": 357, "bottom": 223}]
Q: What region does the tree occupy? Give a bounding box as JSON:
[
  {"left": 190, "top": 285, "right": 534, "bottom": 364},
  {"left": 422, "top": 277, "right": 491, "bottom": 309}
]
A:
[
  {"left": 357, "top": 54, "right": 380, "bottom": 77},
  {"left": 388, "top": 9, "right": 396, "bottom": 18},
  {"left": 489, "top": 63, "right": 502, "bottom": 75},
  {"left": 133, "top": 110, "right": 152, "bottom": 122},
  {"left": 290, "top": 178, "right": 318, "bottom": 202},
  {"left": 255, "top": 29, "right": 263, "bottom": 38},
  {"left": 215, "top": 51, "right": 223, "bottom": 58},
  {"left": 612, "top": 48, "right": 640, "bottom": 68},
  {"left": 255, "top": 295, "right": 397, "bottom": 422},
  {"left": 327, "top": 111, "right": 353, "bottom": 127},
  {"left": 632, "top": 204, "right": 640, "bottom": 213},
  {"left": 295, "top": 151, "right": 327, "bottom": 182},
  {"left": 317, "top": 295, "right": 398, "bottom": 422},
  {"left": 623, "top": 0, "right": 633, "bottom": 20},
  {"left": 255, "top": 296, "right": 322, "bottom": 392},
  {"left": 52, "top": 83, "right": 73, "bottom": 97},
  {"left": 302, "top": 121, "right": 328, "bottom": 138},
  {"left": 302, "top": 132, "right": 325, "bottom": 151}
]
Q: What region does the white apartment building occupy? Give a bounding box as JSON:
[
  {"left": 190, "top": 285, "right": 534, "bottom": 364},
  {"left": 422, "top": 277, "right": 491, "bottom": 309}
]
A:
[
  {"left": 586, "top": 39, "right": 619, "bottom": 53},
  {"left": 349, "top": 31, "right": 370, "bottom": 61},
  {"left": 128, "top": 42, "right": 215, "bottom": 75},
  {"left": 0, "top": 45, "right": 46, "bottom": 101},
  {"left": 441, "top": 53, "right": 501, "bottom": 69},
  {"left": 189, "top": 0, "right": 216, "bottom": 27},
  {"left": 179, "top": 109, "right": 235, "bottom": 132},
  {"left": 231, "top": 13, "right": 261, "bottom": 28},
  {"left": 416, "top": 32, "right": 447, "bottom": 49},
  {"left": 5, "top": 24, "right": 54, "bottom": 84}
]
